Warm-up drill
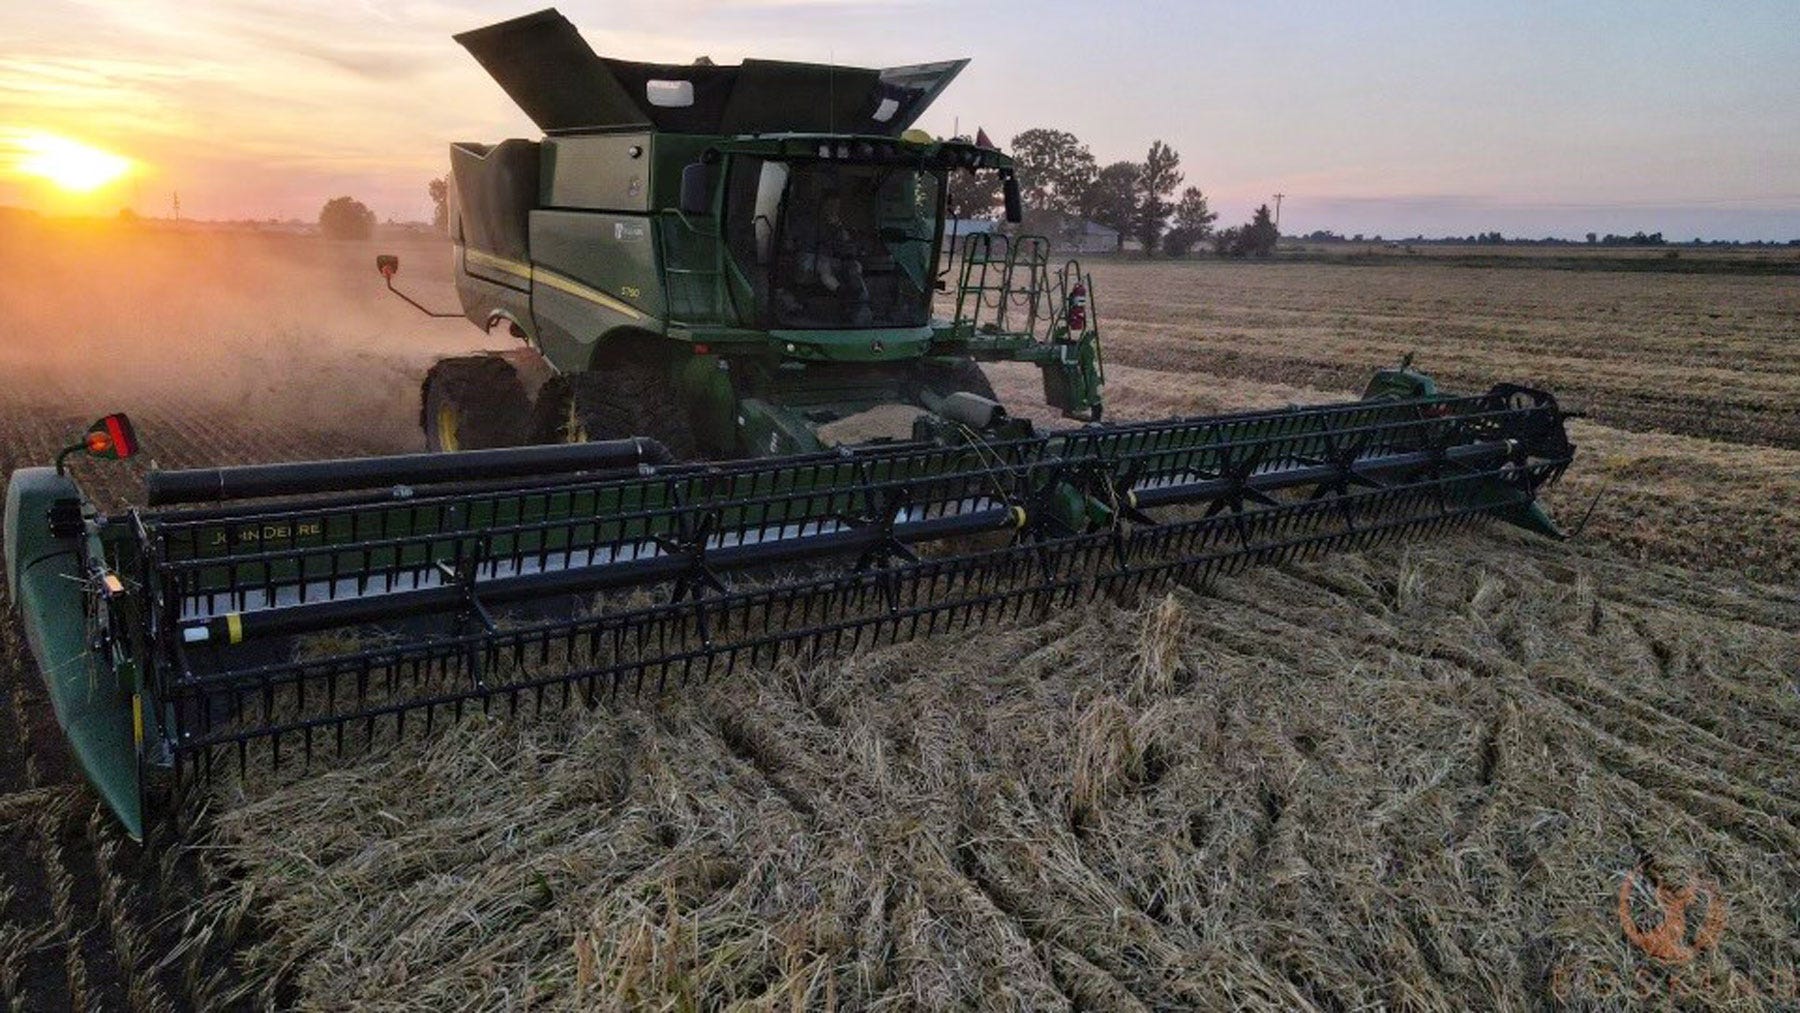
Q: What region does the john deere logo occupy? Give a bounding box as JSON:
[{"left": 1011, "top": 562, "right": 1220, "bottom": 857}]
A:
[{"left": 1617, "top": 867, "right": 1727, "bottom": 964}]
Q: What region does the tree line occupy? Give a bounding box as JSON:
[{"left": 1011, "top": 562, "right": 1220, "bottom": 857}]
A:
[
  {"left": 949, "top": 128, "right": 1278, "bottom": 257},
  {"left": 1298, "top": 229, "right": 1792, "bottom": 247},
  {"left": 398, "top": 134, "right": 1282, "bottom": 256}
]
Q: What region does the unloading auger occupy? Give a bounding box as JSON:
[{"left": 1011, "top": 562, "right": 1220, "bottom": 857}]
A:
[{"left": 4, "top": 370, "right": 1573, "bottom": 838}]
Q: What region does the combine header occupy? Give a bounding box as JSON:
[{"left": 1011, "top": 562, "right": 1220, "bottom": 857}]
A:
[
  {"left": 2, "top": 10, "right": 1576, "bottom": 839},
  {"left": 6, "top": 384, "right": 1572, "bottom": 838}
]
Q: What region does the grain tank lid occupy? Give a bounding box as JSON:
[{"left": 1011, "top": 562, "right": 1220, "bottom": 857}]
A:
[
  {"left": 454, "top": 8, "right": 966, "bottom": 136},
  {"left": 454, "top": 9, "right": 651, "bottom": 133}
]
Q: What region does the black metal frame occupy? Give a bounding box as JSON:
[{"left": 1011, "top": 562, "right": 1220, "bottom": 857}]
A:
[{"left": 111, "top": 386, "right": 1572, "bottom": 792}]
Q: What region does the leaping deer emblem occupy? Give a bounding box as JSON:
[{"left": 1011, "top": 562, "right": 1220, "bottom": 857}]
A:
[{"left": 1617, "top": 867, "right": 1727, "bottom": 964}]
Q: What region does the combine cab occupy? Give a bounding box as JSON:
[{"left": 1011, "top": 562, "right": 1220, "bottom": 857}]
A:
[{"left": 1, "top": 10, "right": 1577, "bottom": 839}]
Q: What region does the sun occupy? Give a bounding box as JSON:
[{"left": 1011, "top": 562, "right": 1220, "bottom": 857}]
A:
[{"left": 13, "top": 133, "right": 133, "bottom": 192}]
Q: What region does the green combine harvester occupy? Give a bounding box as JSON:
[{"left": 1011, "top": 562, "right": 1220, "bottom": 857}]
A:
[
  {"left": 3, "top": 10, "right": 1575, "bottom": 839},
  {"left": 409, "top": 9, "right": 1102, "bottom": 456}
]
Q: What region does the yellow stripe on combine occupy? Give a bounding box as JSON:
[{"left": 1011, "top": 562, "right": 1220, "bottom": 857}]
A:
[
  {"left": 460, "top": 247, "right": 645, "bottom": 320},
  {"left": 462, "top": 246, "right": 532, "bottom": 280},
  {"left": 533, "top": 269, "right": 645, "bottom": 319},
  {"left": 226, "top": 613, "right": 244, "bottom": 645}
]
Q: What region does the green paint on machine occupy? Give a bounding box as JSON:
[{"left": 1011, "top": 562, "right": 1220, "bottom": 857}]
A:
[
  {"left": 4, "top": 377, "right": 1575, "bottom": 836},
  {"left": 408, "top": 8, "right": 1108, "bottom": 457},
  {"left": 6, "top": 468, "right": 145, "bottom": 839}
]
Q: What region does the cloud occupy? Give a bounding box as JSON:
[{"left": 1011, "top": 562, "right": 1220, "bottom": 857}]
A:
[{"left": 3, "top": 0, "right": 1794, "bottom": 236}]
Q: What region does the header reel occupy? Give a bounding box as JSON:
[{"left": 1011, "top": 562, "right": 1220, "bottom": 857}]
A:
[{"left": 2, "top": 375, "right": 1573, "bottom": 838}]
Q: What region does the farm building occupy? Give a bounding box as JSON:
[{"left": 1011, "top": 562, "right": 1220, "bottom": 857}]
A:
[
  {"left": 1023, "top": 209, "right": 1122, "bottom": 253},
  {"left": 940, "top": 213, "right": 1121, "bottom": 256},
  {"left": 939, "top": 217, "right": 1001, "bottom": 256}
]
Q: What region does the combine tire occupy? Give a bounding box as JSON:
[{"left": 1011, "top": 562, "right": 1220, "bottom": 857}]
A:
[
  {"left": 560, "top": 355, "right": 699, "bottom": 460},
  {"left": 421, "top": 355, "right": 533, "bottom": 452}
]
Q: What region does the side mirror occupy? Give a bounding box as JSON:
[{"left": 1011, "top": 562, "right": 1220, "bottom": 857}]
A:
[
  {"left": 679, "top": 163, "right": 712, "bottom": 216},
  {"left": 1001, "top": 172, "right": 1023, "bottom": 224},
  {"left": 375, "top": 252, "right": 461, "bottom": 318}
]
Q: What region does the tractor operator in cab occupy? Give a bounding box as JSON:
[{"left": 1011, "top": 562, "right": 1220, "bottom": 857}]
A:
[{"left": 776, "top": 185, "right": 876, "bottom": 327}]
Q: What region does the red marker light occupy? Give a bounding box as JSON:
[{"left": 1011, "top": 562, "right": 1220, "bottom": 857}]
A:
[
  {"left": 81, "top": 413, "right": 138, "bottom": 460},
  {"left": 693, "top": 343, "right": 711, "bottom": 355},
  {"left": 103, "top": 414, "right": 137, "bottom": 458},
  {"left": 61, "top": 412, "right": 139, "bottom": 472}
]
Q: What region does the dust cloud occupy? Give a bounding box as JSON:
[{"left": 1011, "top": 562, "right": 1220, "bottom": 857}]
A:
[{"left": 0, "top": 217, "right": 491, "bottom": 458}]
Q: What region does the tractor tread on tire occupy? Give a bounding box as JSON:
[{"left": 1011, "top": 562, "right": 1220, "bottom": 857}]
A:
[
  {"left": 556, "top": 352, "right": 699, "bottom": 460},
  {"left": 421, "top": 354, "right": 533, "bottom": 452}
]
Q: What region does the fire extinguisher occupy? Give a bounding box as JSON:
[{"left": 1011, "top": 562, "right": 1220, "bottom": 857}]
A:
[{"left": 1064, "top": 282, "right": 1088, "bottom": 336}]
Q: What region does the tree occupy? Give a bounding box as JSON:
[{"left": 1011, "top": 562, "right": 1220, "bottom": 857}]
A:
[
  {"left": 319, "top": 196, "right": 375, "bottom": 240},
  {"left": 1133, "top": 141, "right": 1183, "bottom": 254},
  {"left": 1082, "top": 161, "right": 1140, "bottom": 252},
  {"left": 1237, "top": 203, "right": 1280, "bottom": 257},
  {"left": 1211, "top": 226, "right": 1240, "bottom": 256},
  {"left": 1162, "top": 186, "right": 1219, "bottom": 256},
  {"left": 428, "top": 177, "right": 450, "bottom": 233},
  {"left": 1600, "top": 231, "right": 1666, "bottom": 246},
  {"left": 1007, "top": 128, "right": 1097, "bottom": 217},
  {"left": 946, "top": 168, "right": 1003, "bottom": 221}
]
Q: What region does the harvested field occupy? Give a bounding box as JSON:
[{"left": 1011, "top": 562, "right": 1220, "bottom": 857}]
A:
[
  {"left": 0, "top": 227, "right": 1795, "bottom": 1010},
  {"left": 1086, "top": 258, "right": 1800, "bottom": 449}
]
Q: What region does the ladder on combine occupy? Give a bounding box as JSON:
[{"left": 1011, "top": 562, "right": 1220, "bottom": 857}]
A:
[
  {"left": 950, "top": 232, "right": 1105, "bottom": 416},
  {"left": 955, "top": 233, "right": 1098, "bottom": 340},
  {"left": 659, "top": 216, "right": 727, "bottom": 324},
  {"left": 955, "top": 232, "right": 1050, "bottom": 336}
]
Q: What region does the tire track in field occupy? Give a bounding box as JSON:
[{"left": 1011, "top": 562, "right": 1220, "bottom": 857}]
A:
[{"left": 1102, "top": 329, "right": 1800, "bottom": 450}]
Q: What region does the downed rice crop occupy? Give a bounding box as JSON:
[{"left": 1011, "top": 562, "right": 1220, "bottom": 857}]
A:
[{"left": 189, "top": 532, "right": 1800, "bottom": 1010}]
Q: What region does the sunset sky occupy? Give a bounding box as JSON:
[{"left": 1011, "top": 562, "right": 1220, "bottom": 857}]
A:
[{"left": 3, "top": 0, "right": 1797, "bottom": 239}]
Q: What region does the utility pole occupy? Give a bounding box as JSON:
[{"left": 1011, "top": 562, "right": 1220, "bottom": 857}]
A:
[{"left": 1272, "top": 193, "right": 1285, "bottom": 230}]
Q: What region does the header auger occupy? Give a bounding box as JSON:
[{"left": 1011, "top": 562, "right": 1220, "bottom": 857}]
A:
[{"left": 1, "top": 9, "right": 1577, "bottom": 838}]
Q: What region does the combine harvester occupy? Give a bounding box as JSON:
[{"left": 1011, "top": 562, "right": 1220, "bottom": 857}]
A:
[{"left": 3, "top": 10, "right": 1574, "bottom": 838}]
